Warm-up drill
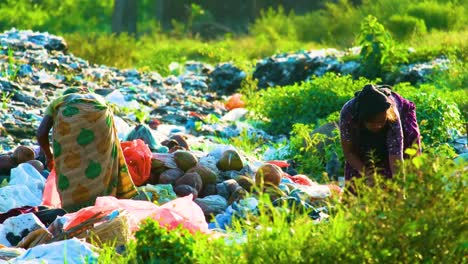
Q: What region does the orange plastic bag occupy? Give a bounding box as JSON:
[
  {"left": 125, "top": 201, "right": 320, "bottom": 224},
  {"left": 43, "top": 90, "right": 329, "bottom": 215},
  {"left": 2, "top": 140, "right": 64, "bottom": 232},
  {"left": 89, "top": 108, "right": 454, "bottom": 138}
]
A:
[
  {"left": 265, "top": 160, "right": 290, "bottom": 168},
  {"left": 42, "top": 169, "right": 62, "bottom": 208},
  {"left": 285, "top": 174, "right": 316, "bottom": 186},
  {"left": 225, "top": 93, "right": 245, "bottom": 110},
  {"left": 121, "top": 139, "right": 152, "bottom": 186},
  {"left": 98, "top": 195, "right": 208, "bottom": 233}
]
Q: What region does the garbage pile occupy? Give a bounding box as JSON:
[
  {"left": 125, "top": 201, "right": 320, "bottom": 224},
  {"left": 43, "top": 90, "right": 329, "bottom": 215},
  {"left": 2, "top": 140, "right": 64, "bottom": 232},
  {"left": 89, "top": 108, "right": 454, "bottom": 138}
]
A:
[
  {"left": 252, "top": 48, "right": 451, "bottom": 88},
  {"left": 0, "top": 29, "right": 343, "bottom": 262}
]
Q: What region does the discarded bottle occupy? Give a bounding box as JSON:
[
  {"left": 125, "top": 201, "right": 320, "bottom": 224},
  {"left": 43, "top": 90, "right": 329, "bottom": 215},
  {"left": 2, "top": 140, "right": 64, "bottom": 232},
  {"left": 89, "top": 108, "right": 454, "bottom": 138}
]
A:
[{"left": 338, "top": 176, "right": 345, "bottom": 189}]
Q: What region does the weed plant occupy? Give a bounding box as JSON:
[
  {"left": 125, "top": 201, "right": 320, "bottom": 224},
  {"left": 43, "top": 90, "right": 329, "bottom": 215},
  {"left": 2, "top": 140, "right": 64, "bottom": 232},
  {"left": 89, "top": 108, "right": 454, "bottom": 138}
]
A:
[{"left": 98, "top": 152, "right": 467, "bottom": 263}]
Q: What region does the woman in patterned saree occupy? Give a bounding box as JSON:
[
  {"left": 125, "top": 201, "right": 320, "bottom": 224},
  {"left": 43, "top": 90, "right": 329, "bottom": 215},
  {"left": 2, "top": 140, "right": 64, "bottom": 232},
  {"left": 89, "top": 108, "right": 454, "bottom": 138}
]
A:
[
  {"left": 339, "top": 84, "right": 421, "bottom": 187},
  {"left": 37, "top": 88, "right": 137, "bottom": 212}
]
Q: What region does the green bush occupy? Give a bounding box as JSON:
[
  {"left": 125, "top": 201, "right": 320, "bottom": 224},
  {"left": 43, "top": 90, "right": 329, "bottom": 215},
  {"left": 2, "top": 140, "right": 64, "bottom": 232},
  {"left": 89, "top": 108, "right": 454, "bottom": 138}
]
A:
[
  {"left": 249, "top": 73, "right": 370, "bottom": 135},
  {"left": 357, "top": 15, "right": 408, "bottom": 80},
  {"left": 65, "top": 33, "right": 138, "bottom": 69},
  {"left": 387, "top": 14, "right": 427, "bottom": 40},
  {"left": 249, "top": 6, "right": 298, "bottom": 43},
  {"left": 394, "top": 83, "right": 465, "bottom": 145},
  {"left": 288, "top": 120, "right": 344, "bottom": 180},
  {"left": 295, "top": 0, "right": 361, "bottom": 46},
  {"left": 407, "top": 2, "right": 465, "bottom": 31},
  {"left": 135, "top": 219, "right": 202, "bottom": 264}
]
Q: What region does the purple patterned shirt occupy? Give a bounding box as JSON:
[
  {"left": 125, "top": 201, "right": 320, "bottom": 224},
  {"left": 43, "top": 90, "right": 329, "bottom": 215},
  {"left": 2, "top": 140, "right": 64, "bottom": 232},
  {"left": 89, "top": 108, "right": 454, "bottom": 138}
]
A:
[{"left": 339, "top": 92, "right": 421, "bottom": 180}]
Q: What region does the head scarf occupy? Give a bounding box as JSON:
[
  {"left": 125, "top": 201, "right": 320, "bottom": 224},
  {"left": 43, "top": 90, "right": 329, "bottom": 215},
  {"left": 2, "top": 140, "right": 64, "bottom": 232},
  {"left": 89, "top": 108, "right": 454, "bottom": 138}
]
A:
[{"left": 353, "top": 84, "right": 392, "bottom": 122}]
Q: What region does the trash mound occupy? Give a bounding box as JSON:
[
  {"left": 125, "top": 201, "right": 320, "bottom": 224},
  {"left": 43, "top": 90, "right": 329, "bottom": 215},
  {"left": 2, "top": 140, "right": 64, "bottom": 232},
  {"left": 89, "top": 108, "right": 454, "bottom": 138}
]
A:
[{"left": 0, "top": 29, "right": 347, "bottom": 262}]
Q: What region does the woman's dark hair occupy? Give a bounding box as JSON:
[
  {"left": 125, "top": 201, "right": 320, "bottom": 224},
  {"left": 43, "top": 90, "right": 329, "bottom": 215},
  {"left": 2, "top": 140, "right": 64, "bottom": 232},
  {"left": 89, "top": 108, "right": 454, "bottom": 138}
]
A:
[{"left": 352, "top": 84, "right": 393, "bottom": 122}]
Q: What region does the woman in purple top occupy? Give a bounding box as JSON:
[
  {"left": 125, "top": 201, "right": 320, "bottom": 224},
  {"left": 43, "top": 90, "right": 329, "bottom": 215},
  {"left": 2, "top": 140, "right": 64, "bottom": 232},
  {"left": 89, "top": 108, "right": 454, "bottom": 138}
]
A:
[{"left": 339, "top": 84, "right": 421, "bottom": 186}]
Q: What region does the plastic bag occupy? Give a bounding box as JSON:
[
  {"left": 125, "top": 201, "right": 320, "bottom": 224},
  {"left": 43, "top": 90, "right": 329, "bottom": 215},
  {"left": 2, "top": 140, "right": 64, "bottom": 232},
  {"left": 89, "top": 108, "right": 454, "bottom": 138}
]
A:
[
  {"left": 94, "top": 195, "right": 208, "bottom": 234},
  {"left": 114, "top": 115, "right": 131, "bottom": 141},
  {"left": 105, "top": 90, "right": 140, "bottom": 109},
  {"left": 121, "top": 139, "right": 152, "bottom": 186},
  {"left": 10, "top": 238, "right": 97, "bottom": 264},
  {"left": 9, "top": 163, "right": 46, "bottom": 201},
  {"left": 265, "top": 160, "right": 290, "bottom": 168},
  {"left": 225, "top": 93, "right": 245, "bottom": 110},
  {"left": 126, "top": 124, "right": 161, "bottom": 152},
  {"left": 138, "top": 184, "right": 177, "bottom": 204},
  {"left": 0, "top": 186, "right": 42, "bottom": 213},
  {"left": 63, "top": 206, "right": 116, "bottom": 231},
  {"left": 285, "top": 174, "right": 316, "bottom": 187},
  {"left": 41, "top": 169, "right": 62, "bottom": 208}
]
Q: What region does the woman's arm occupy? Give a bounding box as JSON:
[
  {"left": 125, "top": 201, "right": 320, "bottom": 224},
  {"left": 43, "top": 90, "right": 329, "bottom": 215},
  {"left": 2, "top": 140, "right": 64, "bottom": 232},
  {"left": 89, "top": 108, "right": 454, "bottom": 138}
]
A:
[
  {"left": 341, "top": 139, "right": 365, "bottom": 172},
  {"left": 37, "top": 115, "right": 54, "bottom": 169},
  {"left": 389, "top": 154, "right": 403, "bottom": 175}
]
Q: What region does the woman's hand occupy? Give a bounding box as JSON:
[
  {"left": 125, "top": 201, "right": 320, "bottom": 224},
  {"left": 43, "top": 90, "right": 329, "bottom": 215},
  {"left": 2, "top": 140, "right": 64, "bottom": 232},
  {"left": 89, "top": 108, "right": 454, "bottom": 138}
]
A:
[
  {"left": 45, "top": 156, "right": 54, "bottom": 170},
  {"left": 364, "top": 166, "right": 376, "bottom": 187}
]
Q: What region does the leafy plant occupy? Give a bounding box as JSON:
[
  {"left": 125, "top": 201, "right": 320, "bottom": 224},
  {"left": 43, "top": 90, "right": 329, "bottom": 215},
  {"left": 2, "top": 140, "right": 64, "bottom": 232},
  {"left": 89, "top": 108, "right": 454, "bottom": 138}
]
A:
[
  {"left": 1, "top": 91, "right": 13, "bottom": 109},
  {"left": 407, "top": 2, "right": 466, "bottom": 31},
  {"left": 134, "top": 220, "right": 201, "bottom": 264},
  {"left": 386, "top": 14, "right": 427, "bottom": 40},
  {"left": 394, "top": 83, "right": 465, "bottom": 145},
  {"left": 249, "top": 73, "right": 369, "bottom": 135},
  {"left": 356, "top": 15, "right": 408, "bottom": 80}
]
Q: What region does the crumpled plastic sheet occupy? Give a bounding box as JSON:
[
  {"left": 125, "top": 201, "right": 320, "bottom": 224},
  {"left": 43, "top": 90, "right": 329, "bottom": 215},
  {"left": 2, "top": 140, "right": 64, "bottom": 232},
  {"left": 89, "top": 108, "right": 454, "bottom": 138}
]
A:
[
  {"left": 9, "top": 238, "right": 98, "bottom": 264},
  {"left": 0, "top": 164, "right": 46, "bottom": 212},
  {"left": 63, "top": 195, "right": 208, "bottom": 234},
  {"left": 208, "top": 197, "right": 259, "bottom": 230}
]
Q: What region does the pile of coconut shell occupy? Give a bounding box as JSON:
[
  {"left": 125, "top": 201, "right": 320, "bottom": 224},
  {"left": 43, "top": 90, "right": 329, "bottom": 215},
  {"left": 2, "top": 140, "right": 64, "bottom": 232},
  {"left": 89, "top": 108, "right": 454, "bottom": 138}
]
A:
[{"left": 148, "top": 146, "right": 286, "bottom": 219}]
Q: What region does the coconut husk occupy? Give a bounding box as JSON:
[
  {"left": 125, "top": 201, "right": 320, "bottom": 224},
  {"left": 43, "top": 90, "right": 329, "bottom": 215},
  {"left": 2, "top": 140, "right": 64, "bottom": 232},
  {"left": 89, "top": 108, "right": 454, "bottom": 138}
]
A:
[
  {"left": 151, "top": 153, "right": 177, "bottom": 169},
  {"left": 216, "top": 150, "right": 243, "bottom": 171},
  {"left": 187, "top": 165, "right": 217, "bottom": 185},
  {"left": 12, "top": 146, "right": 35, "bottom": 164},
  {"left": 173, "top": 151, "right": 198, "bottom": 172},
  {"left": 159, "top": 168, "right": 184, "bottom": 185},
  {"left": 255, "top": 164, "right": 283, "bottom": 187},
  {"left": 26, "top": 160, "right": 44, "bottom": 172},
  {"left": 175, "top": 172, "right": 203, "bottom": 192},
  {"left": 174, "top": 184, "right": 198, "bottom": 199}
]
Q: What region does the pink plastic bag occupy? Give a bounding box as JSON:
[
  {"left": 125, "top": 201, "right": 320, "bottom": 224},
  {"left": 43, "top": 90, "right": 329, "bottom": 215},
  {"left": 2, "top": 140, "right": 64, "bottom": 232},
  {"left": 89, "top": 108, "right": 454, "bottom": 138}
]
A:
[
  {"left": 121, "top": 139, "right": 152, "bottom": 186},
  {"left": 265, "top": 160, "right": 290, "bottom": 168},
  {"left": 63, "top": 206, "right": 115, "bottom": 231},
  {"left": 69, "top": 195, "right": 209, "bottom": 233},
  {"left": 41, "top": 169, "right": 62, "bottom": 208},
  {"left": 285, "top": 174, "right": 316, "bottom": 186}
]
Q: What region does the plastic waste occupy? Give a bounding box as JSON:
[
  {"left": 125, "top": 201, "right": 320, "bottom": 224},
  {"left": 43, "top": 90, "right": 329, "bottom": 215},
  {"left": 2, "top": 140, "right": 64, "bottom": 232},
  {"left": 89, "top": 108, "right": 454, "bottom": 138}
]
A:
[
  {"left": 0, "top": 213, "right": 46, "bottom": 247},
  {"left": 41, "top": 169, "right": 61, "bottom": 208},
  {"left": 10, "top": 238, "right": 97, "bottom": 264},
  {"left": 9, "top": 163, "right": 46, "bottom": 201},
  {"left": 225, "top": 93, "right": 245, "bottom": 110},
  {"left": 137, "top": 184, "right": 177, "bottom": 204},
  {"left": 0, "top": 186, "right": 42, "bottom": 213},
  {"left": 113, "top": 115, "right": 131, "bottom": 141},
  {"left": 126, "top": 124, "right": 164, "bottom": 153},
  {"left": 105, "top": 90, "right": 140, "bottom": 109},
  {"left": 121, "top": 139, "right": 152, "bottom": 186},
  {"left": 73, "top": 195, "right": 209, "bottom": 234},
  {"left": 221, "top": 108, "right": 248, "bottom": 122}
]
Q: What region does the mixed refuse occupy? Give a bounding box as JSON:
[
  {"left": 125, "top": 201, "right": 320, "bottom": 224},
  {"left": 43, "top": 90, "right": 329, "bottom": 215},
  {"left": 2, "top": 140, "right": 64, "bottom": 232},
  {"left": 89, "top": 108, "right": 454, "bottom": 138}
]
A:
[{"left": 0, "top": 28, "right": 464, "bottom": 262}]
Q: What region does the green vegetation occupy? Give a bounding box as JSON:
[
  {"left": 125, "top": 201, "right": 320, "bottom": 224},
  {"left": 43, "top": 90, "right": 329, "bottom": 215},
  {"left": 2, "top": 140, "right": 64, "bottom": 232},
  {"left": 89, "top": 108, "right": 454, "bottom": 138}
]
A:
[
  {"left": 1, "top": 0, "right": 466, "bottom": 262},
  {"left": 98, "top": 153, "right": 467, "bottom": 263}
]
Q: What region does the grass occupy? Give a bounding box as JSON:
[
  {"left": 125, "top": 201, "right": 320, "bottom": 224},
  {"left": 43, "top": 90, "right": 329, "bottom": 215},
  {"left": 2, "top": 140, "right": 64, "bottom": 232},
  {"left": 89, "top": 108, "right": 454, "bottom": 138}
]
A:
[
  {"left": 96, "top": 152, "right": 467, "bottom": 263},
  {"left": 65, "top": 32, "right": 321, "bottom": 75}
]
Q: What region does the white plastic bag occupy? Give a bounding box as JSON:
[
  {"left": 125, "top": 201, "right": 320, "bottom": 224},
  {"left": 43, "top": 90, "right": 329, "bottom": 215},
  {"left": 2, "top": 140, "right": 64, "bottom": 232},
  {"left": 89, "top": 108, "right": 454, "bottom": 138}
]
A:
[
  {"left": 10, "top": 238, "right": 98, "bottom": 264},
  {"left": 9, "top": 163, "right": 46, "bottom": 201},
  {"left": 105, "top": 89, "right": 140, "bottom": 109},
  {"left": 0, "top": 185, "right": 42, "bottom": 213},
  {"left": 113, "top": 115, "right": 131, "bottom": 140},
  {"left": 0, "top": 213, "right": 46, "bottom": 247}
]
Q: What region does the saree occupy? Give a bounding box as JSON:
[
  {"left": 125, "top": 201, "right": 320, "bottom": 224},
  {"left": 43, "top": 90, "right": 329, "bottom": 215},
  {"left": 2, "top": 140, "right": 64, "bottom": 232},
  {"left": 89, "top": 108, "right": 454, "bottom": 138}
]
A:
[{"left": 50, "top": 95, "right": 137, "bottom": 212}]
